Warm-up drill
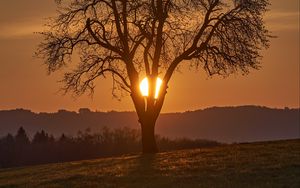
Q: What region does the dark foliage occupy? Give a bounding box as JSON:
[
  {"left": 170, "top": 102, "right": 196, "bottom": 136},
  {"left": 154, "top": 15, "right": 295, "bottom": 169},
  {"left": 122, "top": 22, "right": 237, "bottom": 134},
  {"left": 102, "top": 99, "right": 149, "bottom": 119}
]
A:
[{"left": 0, "top": 127, "right": 220, "bottom": 168}]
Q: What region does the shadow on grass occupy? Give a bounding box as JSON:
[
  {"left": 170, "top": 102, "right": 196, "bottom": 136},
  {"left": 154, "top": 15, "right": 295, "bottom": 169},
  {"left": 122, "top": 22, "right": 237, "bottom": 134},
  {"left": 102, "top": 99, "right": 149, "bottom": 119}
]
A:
[{"left": 124, "top": 153, "right": 173, "bottom": 187}]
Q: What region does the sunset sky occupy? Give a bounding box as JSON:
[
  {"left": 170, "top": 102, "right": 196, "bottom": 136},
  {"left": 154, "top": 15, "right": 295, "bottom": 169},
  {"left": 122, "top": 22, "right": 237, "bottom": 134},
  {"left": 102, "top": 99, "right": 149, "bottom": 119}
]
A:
[{"left": 0, "top": 0, "right": 299, "bottom": 113}]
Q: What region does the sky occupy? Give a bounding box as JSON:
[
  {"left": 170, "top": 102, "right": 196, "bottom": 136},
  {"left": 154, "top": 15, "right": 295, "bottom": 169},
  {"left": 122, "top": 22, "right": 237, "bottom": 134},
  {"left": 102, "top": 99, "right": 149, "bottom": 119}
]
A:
[{"left": 0, "top": 0, "right": 299, "bottom": 113}]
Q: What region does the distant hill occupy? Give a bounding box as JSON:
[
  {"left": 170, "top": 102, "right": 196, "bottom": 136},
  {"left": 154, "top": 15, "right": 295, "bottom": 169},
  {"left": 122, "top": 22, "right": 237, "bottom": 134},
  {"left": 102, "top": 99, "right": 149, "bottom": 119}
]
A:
[
  {"left": 0, "top": 106, "right": 299, "bottom": 143},
  {"left": 0, "top": 139, "right": 299, "bottom": 187}
]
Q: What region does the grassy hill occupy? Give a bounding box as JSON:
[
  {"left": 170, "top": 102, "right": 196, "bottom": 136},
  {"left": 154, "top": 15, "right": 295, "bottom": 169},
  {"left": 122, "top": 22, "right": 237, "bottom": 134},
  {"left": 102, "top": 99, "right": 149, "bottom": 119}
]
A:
[{"left": 0, "top": 139, "right": 299, "bottom": 188}]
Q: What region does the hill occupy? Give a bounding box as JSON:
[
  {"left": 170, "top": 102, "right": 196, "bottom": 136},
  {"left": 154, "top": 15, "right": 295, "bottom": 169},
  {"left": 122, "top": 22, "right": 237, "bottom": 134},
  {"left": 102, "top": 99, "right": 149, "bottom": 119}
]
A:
[
  {"left": 0, "top": 139, "right": 299, "bottom": 188},
  {"left": 0, "top": 106, "right": 299, "bottom": 142}
]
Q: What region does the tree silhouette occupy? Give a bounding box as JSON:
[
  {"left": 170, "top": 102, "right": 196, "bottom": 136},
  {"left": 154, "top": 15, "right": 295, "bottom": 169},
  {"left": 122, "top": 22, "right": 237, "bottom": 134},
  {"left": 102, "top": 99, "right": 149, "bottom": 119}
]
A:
[
  {"left": 15, "top": 127, "right": 30, "bottom": 146},
  {"left": 0, "top": 127, "right": 220, "bottom": 168},
  {"left": 32, "top": 130, "right": 54, "bottom": 144},
  {"left": 37, "top": 0, "right": 271, "bottom": 153}
]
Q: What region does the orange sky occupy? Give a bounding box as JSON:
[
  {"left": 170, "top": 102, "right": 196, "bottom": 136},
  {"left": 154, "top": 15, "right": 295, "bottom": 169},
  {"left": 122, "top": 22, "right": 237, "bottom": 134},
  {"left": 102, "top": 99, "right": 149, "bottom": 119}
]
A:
[{"left": 0, "top": 0, "right": 299, "bottom": 113}]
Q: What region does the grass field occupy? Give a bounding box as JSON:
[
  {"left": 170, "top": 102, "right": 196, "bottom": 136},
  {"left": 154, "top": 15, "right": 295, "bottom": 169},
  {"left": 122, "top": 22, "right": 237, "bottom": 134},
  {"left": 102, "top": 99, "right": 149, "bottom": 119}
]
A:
[{"left": 0, "top": 139, "right": 299, "bottom": 188}]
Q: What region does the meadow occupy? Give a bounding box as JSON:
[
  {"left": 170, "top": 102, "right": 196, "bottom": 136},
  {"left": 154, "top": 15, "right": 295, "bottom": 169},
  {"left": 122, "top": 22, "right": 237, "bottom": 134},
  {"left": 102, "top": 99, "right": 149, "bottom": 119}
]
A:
[{"left": 0, "top": 139, "right": 299, "bottom": 188}]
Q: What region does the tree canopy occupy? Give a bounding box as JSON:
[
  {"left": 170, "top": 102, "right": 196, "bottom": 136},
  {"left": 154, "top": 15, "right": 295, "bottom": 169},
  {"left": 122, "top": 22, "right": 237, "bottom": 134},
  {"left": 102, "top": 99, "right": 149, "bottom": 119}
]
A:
[
  {"left": 37, "top": 0, "right": 271, "bottom": 96},
  {"left": 37, "top": 0, "right": 271, "bottom": 153}
]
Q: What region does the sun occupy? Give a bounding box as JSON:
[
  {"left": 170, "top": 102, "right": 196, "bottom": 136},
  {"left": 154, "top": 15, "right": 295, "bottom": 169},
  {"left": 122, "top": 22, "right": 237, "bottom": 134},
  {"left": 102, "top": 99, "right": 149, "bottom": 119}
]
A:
[{"left": 140, "top": 77, "right": 163, "bottom": 99}]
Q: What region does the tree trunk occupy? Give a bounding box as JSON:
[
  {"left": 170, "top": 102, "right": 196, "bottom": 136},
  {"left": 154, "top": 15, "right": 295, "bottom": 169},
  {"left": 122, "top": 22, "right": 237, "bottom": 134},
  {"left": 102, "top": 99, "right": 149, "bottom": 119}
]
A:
[
  {"left": 140, "top": 118, "right": 158, "bottom": 153},
  {"left": 130, "top": 78, "right": 166, "bottom": 154}
]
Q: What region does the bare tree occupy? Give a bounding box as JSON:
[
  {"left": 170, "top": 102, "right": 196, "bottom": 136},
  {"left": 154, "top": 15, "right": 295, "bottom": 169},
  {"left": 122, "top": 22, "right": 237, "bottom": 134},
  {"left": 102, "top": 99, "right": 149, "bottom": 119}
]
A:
[{"left": 36, "top": 0, "right": 271, "bottom": 153}]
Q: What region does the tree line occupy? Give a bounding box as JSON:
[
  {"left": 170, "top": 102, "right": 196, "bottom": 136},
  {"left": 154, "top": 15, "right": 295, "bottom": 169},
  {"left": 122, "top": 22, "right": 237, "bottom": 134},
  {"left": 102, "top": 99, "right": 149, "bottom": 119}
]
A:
[{"left": 0, "top": 126, "right": 220, "bottom": 168}]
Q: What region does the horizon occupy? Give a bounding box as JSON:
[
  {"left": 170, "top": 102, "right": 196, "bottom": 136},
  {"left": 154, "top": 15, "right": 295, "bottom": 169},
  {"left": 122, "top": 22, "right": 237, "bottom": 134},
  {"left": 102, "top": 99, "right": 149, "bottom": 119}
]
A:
[
  {"left": 1, "top": 104, "right": 298, "bottom": 143},
  {"left": 1, "top": 104, "right": 299, "bottom": 114}
]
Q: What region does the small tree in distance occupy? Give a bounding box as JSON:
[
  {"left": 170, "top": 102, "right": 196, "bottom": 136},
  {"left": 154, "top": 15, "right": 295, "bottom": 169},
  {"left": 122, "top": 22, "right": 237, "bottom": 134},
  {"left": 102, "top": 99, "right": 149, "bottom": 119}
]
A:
[
  {"left": 15, "top": 127, "right": 30, "bottom": 146},
  {"left": 37, "top": 0, "right": 271, "bottom": 153}
]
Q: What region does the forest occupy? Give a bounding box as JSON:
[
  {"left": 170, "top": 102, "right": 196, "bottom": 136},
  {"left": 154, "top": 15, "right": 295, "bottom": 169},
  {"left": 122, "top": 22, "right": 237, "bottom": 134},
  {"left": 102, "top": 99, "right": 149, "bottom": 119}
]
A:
[{"left": 0, "top": 127, "right": 220, "bottom": 168}]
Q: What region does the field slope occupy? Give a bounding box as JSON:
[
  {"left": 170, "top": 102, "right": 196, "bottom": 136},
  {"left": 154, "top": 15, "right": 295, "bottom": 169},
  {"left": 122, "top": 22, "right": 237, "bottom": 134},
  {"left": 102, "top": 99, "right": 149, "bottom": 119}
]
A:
[{"left": 0, "top": 139, "right": 299, "bottom": 188}]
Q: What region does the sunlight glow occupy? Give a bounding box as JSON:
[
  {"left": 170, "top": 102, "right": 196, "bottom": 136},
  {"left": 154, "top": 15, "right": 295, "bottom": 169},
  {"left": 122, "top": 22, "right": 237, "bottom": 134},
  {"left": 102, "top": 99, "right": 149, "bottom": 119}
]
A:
[
  {"left": 139, "top": 77, "right": 163, "bottom": 99},
  {"left": 140, "top": 77, "right": 149, "bottom": 97}
]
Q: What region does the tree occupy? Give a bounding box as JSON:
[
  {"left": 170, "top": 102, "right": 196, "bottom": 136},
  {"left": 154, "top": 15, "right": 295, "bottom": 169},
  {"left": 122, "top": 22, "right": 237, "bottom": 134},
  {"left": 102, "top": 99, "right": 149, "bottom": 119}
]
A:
[
  {"left": 0, "top": 133, "right": 15, "bottom": 146},
  {"left": 32, "top": 130, "right": 53, "bottom": 144},
  {"left": 15, "top": 127, "right": 30, "bottom": 146},
  {"left": 37, "top": 0, "right": 271, "bottom": 153},
  {"left": 0, "top": 134, "right": 15, "bottom": 168}
]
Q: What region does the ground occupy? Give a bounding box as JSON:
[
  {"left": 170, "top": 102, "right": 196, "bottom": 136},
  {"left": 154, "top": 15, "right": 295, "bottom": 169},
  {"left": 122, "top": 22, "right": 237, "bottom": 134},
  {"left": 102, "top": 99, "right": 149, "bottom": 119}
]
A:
[{"left": 0, "top": 139, "right": 299, "bottom": 188}]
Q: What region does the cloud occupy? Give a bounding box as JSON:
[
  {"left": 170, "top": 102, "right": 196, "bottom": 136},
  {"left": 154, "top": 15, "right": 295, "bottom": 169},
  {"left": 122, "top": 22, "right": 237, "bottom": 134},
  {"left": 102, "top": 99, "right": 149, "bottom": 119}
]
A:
[
  {"left": 0, "top": 21, "right": 44, "bottom": 39},
  {"left": 265, "top": 11, "right": 299, "bottom": 31},
  {"left": 0, "top": 0, "right": 55, "bottom": 39}
]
